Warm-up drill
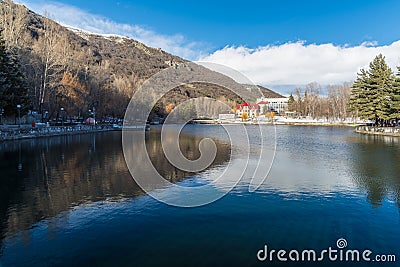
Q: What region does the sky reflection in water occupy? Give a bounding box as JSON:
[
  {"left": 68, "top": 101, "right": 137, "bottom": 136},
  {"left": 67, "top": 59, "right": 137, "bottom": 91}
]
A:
[{"left": 0, "top": 126, "right": 399, "bottom": 267}]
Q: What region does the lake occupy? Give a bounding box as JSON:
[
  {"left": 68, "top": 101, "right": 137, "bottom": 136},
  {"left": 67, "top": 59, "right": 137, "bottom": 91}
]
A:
[{"left": 0, "top": 125, "right": 399, "bottom": 266}]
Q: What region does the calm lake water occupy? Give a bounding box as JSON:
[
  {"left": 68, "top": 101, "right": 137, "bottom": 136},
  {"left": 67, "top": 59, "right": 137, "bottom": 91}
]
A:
[{"left": 0, "top": 125, "right": 399, "bottom": 267}]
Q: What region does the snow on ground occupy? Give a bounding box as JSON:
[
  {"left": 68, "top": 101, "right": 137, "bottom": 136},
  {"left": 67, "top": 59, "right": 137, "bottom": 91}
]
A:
[
  {"left": 272, "top": 116, "right": 371, "bottom": 125},
  {"left": 65, "top": 25, "right": 128, "bottom": 43}
]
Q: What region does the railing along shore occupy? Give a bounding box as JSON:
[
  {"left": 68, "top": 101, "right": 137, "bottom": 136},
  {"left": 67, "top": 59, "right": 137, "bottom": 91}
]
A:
[
  {"left": 355, "top": 125, "right": 400, "bottom": 137},
  {"left": 0, "top": 124, "right": 115, "bottom": 141}
]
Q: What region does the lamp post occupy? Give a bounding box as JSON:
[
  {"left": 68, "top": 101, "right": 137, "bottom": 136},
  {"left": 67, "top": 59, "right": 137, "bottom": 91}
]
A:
[
  {"left": 93, "top": 107, "right": 96, "bottom": 125},
  {"left": 88, "top": 109, "right": 92, "bottom": 126},
  {"left": 60, "top": 107, "right": 64, "bottom": 126},
  {"left": 88, "top": 108, "right": 96, "bottom": 126},
  {"left": 17, "top": 104, "right": 21, "bottom": 128}
]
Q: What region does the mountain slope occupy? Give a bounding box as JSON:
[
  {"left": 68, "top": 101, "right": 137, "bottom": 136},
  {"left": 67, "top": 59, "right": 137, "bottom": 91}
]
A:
[
  {"left": 0, "top": 0, "right": 187, "bottom": 119},
  {"left": 257, "top": 85, "right": 284, "bottom": 98},
  {"left": 0, "top": 0, "right": 283, "bottom": 121}
]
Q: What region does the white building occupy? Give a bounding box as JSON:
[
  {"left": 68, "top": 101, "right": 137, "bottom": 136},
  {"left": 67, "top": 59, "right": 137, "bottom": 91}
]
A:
[
  {"left": 256, "top": 97, "right": 289, "bottom": 114},
  {"left": 236, "top": 102, "right": 259, "bottom": 119},
  {"left": 257, "top": 100, "right": 269, "bottom": 114},
  {"left": 218, "top": 113, "right": 235, "bottom": 121}
]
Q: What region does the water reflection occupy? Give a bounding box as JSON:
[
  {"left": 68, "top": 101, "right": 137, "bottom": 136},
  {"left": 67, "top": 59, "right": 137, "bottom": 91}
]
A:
[
  {"left": 349, "top": 134, "right": 400, "bottom": 207},
  {"left": 0, "top": 133, "right": 133, "bottom": 247},
  {"left": 236, "top": 126, "right": 400, "bottom": 209},
  {"left": 144, "top": 129, "right": 230, "bottom": 184},
  {"left": 0, "top": 131, "right": 230, "bottom": 243},
  {"left": 0, "top": 126, "right": 399, "bottom": 267},
  {"left": 172, "top": 125, "right": 400, "bottom": 209}
]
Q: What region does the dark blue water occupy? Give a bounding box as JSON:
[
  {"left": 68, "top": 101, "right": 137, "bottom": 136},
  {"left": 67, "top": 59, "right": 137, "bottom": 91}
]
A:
[{"left": 0, "top": 126, "right": 399, "bottom": 266}]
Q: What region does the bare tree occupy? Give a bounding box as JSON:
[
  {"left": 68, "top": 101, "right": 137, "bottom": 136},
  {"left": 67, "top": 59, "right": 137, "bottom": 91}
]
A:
[
  {"left": 0, "top": 0, "right": 28, "bottom": 47},
  {"left": 327, "top": 83, "right": 351, "bottom": 121},
  {"left": 291, "top": 83, "right": 351, "bottom": 120},
  {"left": 34, "top": 16, "right": 72, "bottom": 113}
]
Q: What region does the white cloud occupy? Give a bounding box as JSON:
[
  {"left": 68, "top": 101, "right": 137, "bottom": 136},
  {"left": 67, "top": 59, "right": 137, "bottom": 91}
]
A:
[
  {"left": 200, "top": 41, "right": 400, "bottom": 87},
  {"left": 15, "top": 1, "right": 400, "bottom": 91},
  {"left": 15, "top": 0, "right": 206, "bottom": 60}
]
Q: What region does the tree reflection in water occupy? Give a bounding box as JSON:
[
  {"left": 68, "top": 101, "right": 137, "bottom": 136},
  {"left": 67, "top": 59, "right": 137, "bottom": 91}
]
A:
[
  {"left": 350, "top": 134, "right": 400, "bottom": 208},
  {"left": 0, "top": 130, "right": 231, "bottom": 246}
]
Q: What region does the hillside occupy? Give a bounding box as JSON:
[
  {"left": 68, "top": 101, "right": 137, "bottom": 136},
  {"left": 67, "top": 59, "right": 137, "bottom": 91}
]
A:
[
  {"left": 0, "top": 0, "right": 283, "bottom": 121},
  {"left": 257, "top": 85, "right": 284, "bottom": 98}
]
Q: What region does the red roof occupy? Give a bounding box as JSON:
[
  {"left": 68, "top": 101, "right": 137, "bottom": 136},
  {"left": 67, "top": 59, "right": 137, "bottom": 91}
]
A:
[
  {"left": 236, "top": 103, "right": 258, "bottom": 110},
  {"left": 237, "top": 102, "right": 249, "bottom": 109},
  {"left": 249, "top": 104, "right": 258, "bottom": 109},
  {"left": 258, "top": 101, "right": 268, "bottom": 105}
]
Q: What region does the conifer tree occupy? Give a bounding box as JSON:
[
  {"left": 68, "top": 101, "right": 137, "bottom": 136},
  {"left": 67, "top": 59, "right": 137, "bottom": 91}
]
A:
[
  {"left": 367, "top": 54, "right": 394, "bottom": 122},
  {"left": 349, "top": 54, "right": 396, "bottom": 125},
  {"left": 390, "top": 67, "right": 400, "bottom": 121},
  {"left": 0, "top": 29, "right": 29, "bottom": 116},
  {"left": 287, "top": 93, "right": 295, "bottom": 111},
  {"left": 348, "top": 68, "right": 368, "bottom": 117}
]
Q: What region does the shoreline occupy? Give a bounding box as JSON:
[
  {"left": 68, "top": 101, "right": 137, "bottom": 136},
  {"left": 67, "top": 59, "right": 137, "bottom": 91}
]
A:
[
  {"left": 0, "top": 125, "right": 116, "bottom": 141},
  {"left": 4, "top": 123, "right": 394, "bottom": 141},
  {"left": 354, "top": 125, "right": 400, "bottom": 137},
  {"left": 199, "top": 117, "right": 365, "bottom": 127},
  {"left": 273, "top": 122, "right": 358, "bottom": 127},
  {"left": 215, "top": 121, "right": 360, "bottom": 127}
]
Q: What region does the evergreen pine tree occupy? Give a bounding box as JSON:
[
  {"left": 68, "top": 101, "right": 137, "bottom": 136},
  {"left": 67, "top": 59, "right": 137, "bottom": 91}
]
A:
[
  {"left": 349, "top": 54, "right": 396, "bottom": 125},
  {"left": 389, "top": 67, "right": 400, "bottom": 122},
  {"left": 287, "top": 93, "right": 295, "bottom": 111},
  {"left": 0, "top": 30, "right": 29, "bottom": 117},
  {"left": 367, "top": 54, "right": 394, "bottom": 123},
  {"left": 348, "top": 68, "right": 368, "bottom": 118}
]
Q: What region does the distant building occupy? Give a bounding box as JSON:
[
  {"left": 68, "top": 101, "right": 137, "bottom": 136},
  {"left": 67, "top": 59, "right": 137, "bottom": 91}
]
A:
[
  {"left": 236, "top": 102, "right": 259, "bottom": 119},
  {"left": 256, "top": 97, "right": 289, "bottom": 114},
  {"left": 257, "top": 100, "right": 269, "bottom": 114},
  {"left": 218, "top": 113, "right": 235, "bottom": 121}
]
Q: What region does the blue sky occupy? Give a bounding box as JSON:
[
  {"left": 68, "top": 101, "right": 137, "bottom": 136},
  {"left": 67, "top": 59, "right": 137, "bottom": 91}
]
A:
[
  {"left": 30, "top": 0, "right": 400, "bottom": 49},
  {"left": 17, "top": 0, "right": 400, "bottom": 91}
]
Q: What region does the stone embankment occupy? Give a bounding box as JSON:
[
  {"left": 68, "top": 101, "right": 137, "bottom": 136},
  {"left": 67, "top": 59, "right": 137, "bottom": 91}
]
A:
[
  {"left": 0, "top": 125, "right": 115, "bottom": 141},
  {"left": 355, "top": 125, "right": 400, "bottom": 137}
]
